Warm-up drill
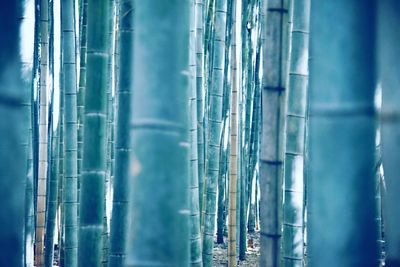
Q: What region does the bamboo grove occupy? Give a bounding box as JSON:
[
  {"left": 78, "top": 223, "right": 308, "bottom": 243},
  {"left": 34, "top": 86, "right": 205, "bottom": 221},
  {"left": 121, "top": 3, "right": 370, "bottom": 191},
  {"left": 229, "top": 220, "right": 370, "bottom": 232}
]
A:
[{"left": 2, "top": 0, "right": 400, "bottom": 267}]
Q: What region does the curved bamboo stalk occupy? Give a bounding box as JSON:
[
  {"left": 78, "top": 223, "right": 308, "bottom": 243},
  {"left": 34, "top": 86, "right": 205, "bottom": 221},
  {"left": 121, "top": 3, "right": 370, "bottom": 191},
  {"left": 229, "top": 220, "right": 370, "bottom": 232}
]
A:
[
  {"left": 78, "top": 0, "right": 110, "bottom": 265},
  {"left": 281, "top": 0, "right": 309, "bottom": 266},
  {"left": 108, "top": 1, "right": 133, "bottom": 266},
  {"left": 307, "top": 1, "right": 377, "bottom": 266},
  {"left": 35, "top": 0, "right": 50, "bottom": 265},
  {"left": 126, "top": 1, "right": 190, "bottom": 266}
]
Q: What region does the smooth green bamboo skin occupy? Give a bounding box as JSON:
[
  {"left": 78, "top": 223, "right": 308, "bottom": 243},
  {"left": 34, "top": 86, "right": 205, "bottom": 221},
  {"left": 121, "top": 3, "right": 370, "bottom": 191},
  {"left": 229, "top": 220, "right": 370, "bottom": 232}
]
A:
[
  {"left": 378, "top": 0, "right": 400, "bottom": 265},
  {"left": 78, "top": 0, "right": 110, "bottom": 266},
  {"left": 259, "top": 0, "right": 290, "bottom": 266},
  {"left": 282, "top": 0, "right": 309, "bottom": 266},
  {"left": 0, "top": 2, "right": 25, "bottom": 266},
  {"left": 195, "top": 0, "right": 205, "bottom": 214},
  {"left": 108, "top": 1, "right": 133, "bottom": 267},
  {"left": 126, "top": 1, "right": 190, "bottom": 266},
  {"left": 189, "top": 0, "right": 203, "bottom": 266},
  {"left": 202, "top": 0, "right": 227, "bottom": 266},
  {"left": 308, "top": 1, "right": 378, "bottom": 266},
  {"left": 62, "top": 0, "right": 79, "bottom": 265}
]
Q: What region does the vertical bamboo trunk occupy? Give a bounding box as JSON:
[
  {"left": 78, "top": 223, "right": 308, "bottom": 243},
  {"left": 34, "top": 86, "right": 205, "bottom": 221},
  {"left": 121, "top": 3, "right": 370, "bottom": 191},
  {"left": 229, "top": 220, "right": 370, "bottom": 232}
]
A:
[
  {"left": 281, "top": 0, "right": 309, "bottom": 266},
  {"left": 378, "top": 0, "right": 400, "bottom": 265},
  {"left": 78, "top": 0, "right": 110, "bottom": 265},
  {"left": 61, "top": 0, "right": 79, "bottom": 265},
  {"left": 307, "top": 1, "right": 377, "bottom": 266},
  {"left": 35, "top": 0, "right": 50, "bottom": 265},
  {"left": 0, "top": 2, "right": 25, "bottom": 266},
  {"left": 190, "top": 0, "right": 203, "bottom": 266},
  {"left": 202, "top": 0, "right": 227, "bottom": 265},
  {"left": 108, "top": 1, "right": 133, "bottom": 266},
  {"left": 195, "top": 0, "right": 205, "bottom": 213},
  {"left": 44, "top": 121, "right": 60, "bottom": 267},
  {"left": 77, "top": 0, "right": 87, "bottom": 197},
  {"left": 259, "top": 0, "right": 290, "bottom": 266},
  {"left": 126, "top": 1, "right": 190, "bottom": 266},
  {"left": 228, "top": 0, "right": 238, "bottom": 265},
  {"left": 20, "top": 0, "right": 36, "bottom": 265}
]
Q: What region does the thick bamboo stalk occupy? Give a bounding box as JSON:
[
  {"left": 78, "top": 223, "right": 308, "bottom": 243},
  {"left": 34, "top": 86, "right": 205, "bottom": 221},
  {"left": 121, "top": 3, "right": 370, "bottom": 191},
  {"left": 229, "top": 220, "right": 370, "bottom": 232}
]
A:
[
  {"left": 228, "top": 0, "right": 238, "bottom": 265},
  {"left": 0, "top": 2, "right": 25, "bottom": 265},
  {"left": 35, "top": 0, "right": 50, "bottom": 265},
  {"left": 307, "top": 1, "right": 377, "bottom": 266},
  {"left": 126, "top": 1, "right": 190, "bottom": 266},
  {"left": 259, "top": 0, "right": 290, "bottom": 265},
  {"left": 378, "top": 0, "right": 400, "bottom": 265},
  {"left": 78, "top": 0, "right": 110, "bottom": 265},
  {"left": 108, "top": 1, "right": 133, "bottom": 267},
  {"left": 202, "top": 0, "right": 228, "bottom": 265},
  {"left": 281, "top": 0, "right": 309, "bottom": 266}
]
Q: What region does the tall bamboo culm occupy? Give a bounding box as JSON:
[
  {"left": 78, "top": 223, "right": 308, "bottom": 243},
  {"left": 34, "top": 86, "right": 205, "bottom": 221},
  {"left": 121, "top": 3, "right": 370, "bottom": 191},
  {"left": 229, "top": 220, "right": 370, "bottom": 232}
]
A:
[
  {"left": 378, "top": 0, "right": 400, "bottom": 265},
  {"left": 190, "top": 0, "right": 203, "bottom": 266},
  {"left": 108, "top": 0, "right": 134, "bottom": 266},
  {"left": 78, "top": 0, "right": 110, "bottom": 265},
  {"left": 259, "top": 0, "right": 290, "bottom": 266},
  {"left": 61, "top": 0, "right": 79, "bottom": 265},
  {"left": 0, "top": 1, "right": 26, "bottom": 266},
  {"left": 281, "top": 0, "right": 310, "bottom": 266},
  {"left": 228, "top": 0, "right": 238, "bottom": 265},
  {"left": 202, "top": 0, "right": 228, "bottom": 265},
  {"left": 307, "top": 1, "right": 377, "bottom": 266},
  {"left": 35, "top": 0, "right": 50, "bottom": 265},
  {"left": 126, "top": 1, "right": 190, "bottom": 266}
]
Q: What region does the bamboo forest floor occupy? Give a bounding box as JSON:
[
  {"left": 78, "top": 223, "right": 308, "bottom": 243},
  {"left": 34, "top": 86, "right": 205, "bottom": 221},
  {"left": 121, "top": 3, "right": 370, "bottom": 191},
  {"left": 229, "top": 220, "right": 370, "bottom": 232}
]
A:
[{"left": 213, "top": 231, "right": 260, "bottom": 266}]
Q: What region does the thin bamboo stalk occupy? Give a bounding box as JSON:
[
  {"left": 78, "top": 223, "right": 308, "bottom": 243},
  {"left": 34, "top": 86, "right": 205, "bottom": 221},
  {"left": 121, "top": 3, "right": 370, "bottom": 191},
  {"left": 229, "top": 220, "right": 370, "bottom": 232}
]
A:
[
  {"left": 228, "top": 1, "right": 238, "bottom": 265},
  {"left": 35, "top": 0, "right": 50, "bottom": 264}
]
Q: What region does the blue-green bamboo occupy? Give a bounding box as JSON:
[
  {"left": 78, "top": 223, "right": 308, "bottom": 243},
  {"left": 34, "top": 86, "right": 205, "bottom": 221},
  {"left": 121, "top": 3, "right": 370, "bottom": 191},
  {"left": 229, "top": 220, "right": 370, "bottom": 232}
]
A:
[
  {"left": 78, "top": 0, "right": 110, "bottom": 265},
  {"left": 108, "top": 1, "right": 133, "bottom": 267},
  {"left": 202, "top": 0, "right": 228, "bottom": 265},
  {"left": 282, "top": 0, "right": 309, "bottom": 266},
  {"left": 126, "top": 1, "right": 190, "bottom": 266},
  {"left": 61, "top": 0, "right": 79, "bottom": 265},
  {"left": 190, "top": 0, "right": 203, "bottom": 266},
  {"left": 259, "top": 0, "right": 290, "bottom": 265},
  {"left": 0, "top": 2, "right": 25, "bottom": 265},
  {"left": 308, "top": 1, "right": 378, "bottom": 266},
  {"left": 378, "top": 0, "right": 400, "bottom": 266}
]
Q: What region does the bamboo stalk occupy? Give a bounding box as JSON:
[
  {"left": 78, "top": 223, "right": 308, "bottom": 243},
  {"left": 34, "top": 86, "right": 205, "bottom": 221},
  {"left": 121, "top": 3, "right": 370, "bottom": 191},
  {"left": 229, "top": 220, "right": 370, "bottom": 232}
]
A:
[
  {"left": 35, "top": 0, "right": 50, "bottom": 265},
  {"left": 307, "top": 1, "right": 378, "bottom": 266},
  {"left": 126, "top": 2, "right": 190, "bottom": 266},
  {"left": 259, "top": 0, "right": 290, "bottom": 265},
  {"left": 228, "top": 1, "right": 238, "bottom": 265},
  {"left": 281, "top": 0, "right": 310, "bottom": 266},
  {"left": 78, "top": 0, "right": 110, "bottom": 265}
]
